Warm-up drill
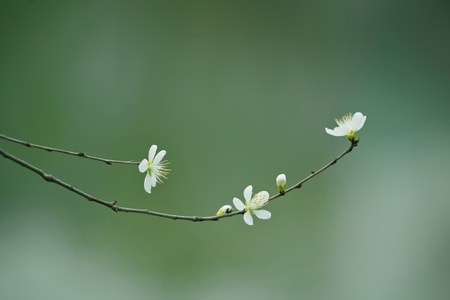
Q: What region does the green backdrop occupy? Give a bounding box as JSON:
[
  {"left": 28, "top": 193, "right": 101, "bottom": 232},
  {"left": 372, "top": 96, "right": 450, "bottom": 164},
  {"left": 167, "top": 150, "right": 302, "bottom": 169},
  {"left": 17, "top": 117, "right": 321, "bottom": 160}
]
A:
[{"left": 1, "top": 1, "right": 450, "bottom": 299}]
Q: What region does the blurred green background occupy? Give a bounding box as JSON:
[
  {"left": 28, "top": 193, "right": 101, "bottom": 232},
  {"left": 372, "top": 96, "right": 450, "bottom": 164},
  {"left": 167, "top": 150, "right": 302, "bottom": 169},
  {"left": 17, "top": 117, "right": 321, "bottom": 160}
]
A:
[{"left": 1, "top": 1, "right": 450, "bottom": 299}]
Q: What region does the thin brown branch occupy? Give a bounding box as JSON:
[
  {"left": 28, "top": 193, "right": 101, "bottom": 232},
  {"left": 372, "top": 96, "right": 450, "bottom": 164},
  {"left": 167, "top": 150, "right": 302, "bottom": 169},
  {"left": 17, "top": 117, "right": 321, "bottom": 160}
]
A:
[
  {"left": 267, "top": 138, "right": 358, "bottom": 203},
  {"left": 0, "top": 133, "right": 139, "bottom": 165},
  {"left": 0, "top": 147, "right": 242, "bottom": 221},
  {"left": 0, "top": 138, "right": 358, "bottom": 222}
]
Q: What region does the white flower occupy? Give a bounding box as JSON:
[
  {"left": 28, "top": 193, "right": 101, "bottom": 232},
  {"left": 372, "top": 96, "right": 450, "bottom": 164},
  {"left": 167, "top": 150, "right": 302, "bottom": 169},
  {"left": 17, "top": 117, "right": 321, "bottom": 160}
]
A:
[
  {"left": 216, "top": 204, "right": 233, "bottom": 216},
  {"left": 276, "top": 174, "right": 286, "bottom": 194},
  {"left": 138, "top": 145, "right": 170, "bottom": 193},
  {"left": 232, "top": 185, "right": 271, "bottom": 226},
  {"left": 325, "top": 112, "right": 367, "bottom": 140}
]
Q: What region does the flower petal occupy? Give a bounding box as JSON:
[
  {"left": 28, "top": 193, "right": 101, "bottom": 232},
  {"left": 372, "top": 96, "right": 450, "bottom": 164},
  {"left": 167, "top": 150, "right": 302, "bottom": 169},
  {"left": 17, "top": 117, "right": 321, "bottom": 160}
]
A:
[
  {"left": 243, "top": 185, "right": 253, "bottom": 203},
  {"left": 325, "top": 127, "right": 339, "bottom": 136},
  {"left": 233, "top": 197, "right": 246, "bottom": 210},
  {"left": 253, "top": 209, "right": 271, "bottom": 220},
  {"left": 250, "top": 191, "right": 269, "bottom": 209},
  {"left": 153, "top": 150, "right": 167, "bottom": 165},
  {"left": 243, "top": 211, "right": 254, "bottom": 225},
  {"left": 325, "top": 126, "right": 349, "bottom": 137},
  {"left": 148, "top": 145, "right": 157, "bottom": 161},
  {"left": 144, "top": 173, "right": 152, "bottom": 193},
  {"left": 138, "top": 159, "right": 148, "bottom": 173},
  {"left": 149, "top": 173, "right": 157, "bottom": 187},
  {"left": 351, "top": 112, "right": 366, "bottom": 131}
]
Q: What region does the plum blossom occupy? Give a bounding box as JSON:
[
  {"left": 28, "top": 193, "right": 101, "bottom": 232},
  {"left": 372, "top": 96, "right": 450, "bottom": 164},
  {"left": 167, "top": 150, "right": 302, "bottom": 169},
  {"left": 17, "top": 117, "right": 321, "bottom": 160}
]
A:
[
  {"left": 138, "top": 145, "right": 170, "bottom": 193},
  {"left": 325, "top": 112, "right": 367, "bottom": 140},
  {"left": 233, "top": 185, "right": 271, "bottom": 226}
]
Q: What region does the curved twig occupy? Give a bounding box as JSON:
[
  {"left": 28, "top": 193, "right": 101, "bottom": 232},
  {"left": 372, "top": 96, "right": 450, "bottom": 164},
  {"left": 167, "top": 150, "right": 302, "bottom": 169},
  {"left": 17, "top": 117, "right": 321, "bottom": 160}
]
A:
[{"left": 0, "top": 138, "right": 358, "bottom": 222}]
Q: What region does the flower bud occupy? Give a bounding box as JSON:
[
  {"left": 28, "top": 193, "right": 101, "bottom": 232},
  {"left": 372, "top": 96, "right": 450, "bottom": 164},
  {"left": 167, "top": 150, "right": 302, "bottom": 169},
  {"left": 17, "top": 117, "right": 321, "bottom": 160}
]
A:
[
  {"left": 276, "top": 174, "right": 286, "bottom": 194},
  {"left": 216, "top": 204, "right": 232, "bottom": 216}
]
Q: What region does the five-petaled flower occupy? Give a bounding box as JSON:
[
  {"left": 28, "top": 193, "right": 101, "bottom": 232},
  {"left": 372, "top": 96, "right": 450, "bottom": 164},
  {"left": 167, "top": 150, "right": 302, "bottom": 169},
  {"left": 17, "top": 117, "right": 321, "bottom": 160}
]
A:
[
  {"left": 233, "top": 185, "right": 271, "bottom": 226},
  {"left": 325, "top": 112, "right": 367, "bottom": 141},
  {"left": 138, "top": 145, "right": 170, "bottom": 193}
]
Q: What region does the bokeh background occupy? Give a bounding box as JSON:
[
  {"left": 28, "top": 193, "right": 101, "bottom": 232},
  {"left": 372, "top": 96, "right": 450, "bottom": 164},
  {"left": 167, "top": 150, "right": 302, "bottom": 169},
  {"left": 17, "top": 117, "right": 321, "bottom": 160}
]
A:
[{"left": 1, "top": 1, "right": 450, "bottom": 299}]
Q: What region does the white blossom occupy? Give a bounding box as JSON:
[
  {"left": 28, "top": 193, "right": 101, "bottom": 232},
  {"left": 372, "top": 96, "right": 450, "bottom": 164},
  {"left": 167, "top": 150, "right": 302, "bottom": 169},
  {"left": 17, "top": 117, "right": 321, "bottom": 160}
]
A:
[
  {"left": 325, "top": 112, "right": 367, "bottom": 140},
  {"left": 138, "top": 145, "right": 170, "bottom": 193},
  {"left": 232, "top": 185, "right": 271, "bottom": 226}
]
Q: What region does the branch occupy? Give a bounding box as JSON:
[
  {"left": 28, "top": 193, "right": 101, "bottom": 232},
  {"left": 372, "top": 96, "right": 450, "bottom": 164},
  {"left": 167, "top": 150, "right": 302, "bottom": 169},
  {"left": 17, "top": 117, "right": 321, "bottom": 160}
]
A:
[
  {"left": 268, "top": 138, "right": 358, "bottom": 203},
  {"left": 0, "top": 133, "right": 139, "bottom": 165},
  {"left": 0, "top": 147, "right": 241, "bottom": 221},
  {"left": 0, "top": 139, "right": 358, "bottom": 222}
]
